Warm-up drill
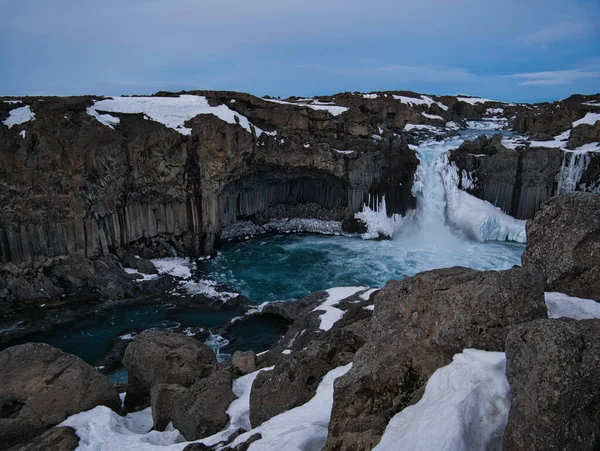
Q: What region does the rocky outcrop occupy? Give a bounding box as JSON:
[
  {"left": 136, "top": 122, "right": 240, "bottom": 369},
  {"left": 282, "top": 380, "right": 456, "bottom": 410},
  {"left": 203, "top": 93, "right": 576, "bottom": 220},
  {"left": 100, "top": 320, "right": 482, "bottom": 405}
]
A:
[
  {"left": 450, "top": 134, "right": 562, "bottom": 219},
  {"left": 171, "top": 370, "right": 236, "bottom": 441},
  {"left": 513, "top": 94, "right": 600, "bottom": 140},
  {"left": 504, "top": 319, "right": 600, "bottom": 451},
  {"left": 5, "top": 427, "right": 79, "bottom": 451},
  {"left": 522, "top": 192, "right": 600, "bottom": 300},
  {"left": 248, "top": 288, "right": 372, "bottom": 427},
  {"left": 0, "top": 343, "right": 120, "bottom": 449},
  {"left": 122, "top": 330, "right": 217, "bottom": 410},
  {"left": 325, "top": 266, "right": 546, "bottom": 450}
]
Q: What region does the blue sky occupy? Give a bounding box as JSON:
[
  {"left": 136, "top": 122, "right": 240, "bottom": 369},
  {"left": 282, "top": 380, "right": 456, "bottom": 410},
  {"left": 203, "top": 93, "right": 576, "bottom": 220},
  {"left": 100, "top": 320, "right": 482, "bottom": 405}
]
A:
[{"left": 1, "top": 0, "right": 599, "bottom": 102}]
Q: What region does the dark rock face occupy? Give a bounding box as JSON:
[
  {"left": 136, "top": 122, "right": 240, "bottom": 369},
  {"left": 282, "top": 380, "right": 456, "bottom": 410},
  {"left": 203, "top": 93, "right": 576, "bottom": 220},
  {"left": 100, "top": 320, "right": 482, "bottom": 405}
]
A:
[
  {"left": 171, "top": 370, "right": 236, "bottom": 441},
  {"left": 0, "top": 343, "right": 120, "bottom": 449},
  {"left": 122, "top": 330, "right": 216, "bottom": 410},
  {"left": 231, "top": 350, "right": 257, "bottom": 376},
  {"left": 249, "top": 353, "right": 331, "bottom": 428},
  {"left": 150, "top": 384, "right": 187, "bottom": 431},
  {"left": 325, "top": 266, "right": 546, "bottom": 451},
  {"left": 522, "top": 192, "right": 600, "bottom": 300},
  {"left": 5, "top": 427, "right": 79, "bottom": 451},
  {"left": 450, "top": 134, "right": 562, "bottom": 219},
  {"left": 0, "top": 92, "right": 421, "bottom": 314},
  {"left": 504, "top": 319, "right": 600, "bottom": 451}
]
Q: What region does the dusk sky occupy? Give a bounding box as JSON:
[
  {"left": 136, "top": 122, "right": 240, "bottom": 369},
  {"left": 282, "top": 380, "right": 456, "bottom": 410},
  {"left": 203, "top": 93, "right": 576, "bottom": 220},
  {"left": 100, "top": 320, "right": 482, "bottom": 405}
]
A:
[{"left": 1, "top": 0, "right": 599, "bottom": 102}]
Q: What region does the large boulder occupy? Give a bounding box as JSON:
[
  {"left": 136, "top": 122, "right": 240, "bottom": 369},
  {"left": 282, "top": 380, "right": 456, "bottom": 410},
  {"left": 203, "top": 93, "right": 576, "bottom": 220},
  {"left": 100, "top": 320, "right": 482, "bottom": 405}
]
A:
[
  {"left": 171, "top": 370, "right": 236, "bottom": 441},
  {"left": 231, "top": 351, "right": 257, "bottom": 376},
  {"left": 0, "top": 343, "right": 120, "bottom": 449},
  {"left": 150, "top": 384, "right": 187, "bottom": 432},
  {"left": 522, "top": 192, "right": 600, "bottom": 300},
  {"left": 122, "top": 330, "right": 217, "bottom": 410},
  {"left": 504, "top": 319, "right": 600, "bottom": 450},
  {"left": 325, "top": 266, "right": 546, "bottom": 450}
]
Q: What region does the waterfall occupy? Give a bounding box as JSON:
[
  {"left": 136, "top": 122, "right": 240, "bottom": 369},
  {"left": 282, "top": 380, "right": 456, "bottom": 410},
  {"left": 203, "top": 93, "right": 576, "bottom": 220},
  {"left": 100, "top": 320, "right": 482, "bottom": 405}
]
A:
[{"left": 556, "top": 151, "right": 590, "bottom": 194}]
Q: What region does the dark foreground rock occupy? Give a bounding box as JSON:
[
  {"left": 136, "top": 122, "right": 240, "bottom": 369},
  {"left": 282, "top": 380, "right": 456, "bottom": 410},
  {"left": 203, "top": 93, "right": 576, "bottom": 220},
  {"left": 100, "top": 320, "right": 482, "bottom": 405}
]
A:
[
  {"left": 171, "top": 370, "right": 236, "bottom": 441},
  {"left": 324, "top": 266, "right": 546, "bottom": 450},
  {"left": 123, "top": 330, "right": 217, "bottom": 410},
  {"left": 249, "top": 289, "right": 372, "bottom": 427},
  {"left": 522, "top": 192, "right": 600, "bottom": 300},
  {"left": 0, "top": 343, "right": 120, "bottom": 449},
  {"left": 150, "top": 384, "right": 187, "bottom": 432},
  {"left": 6, "top": 427, "right": 79, "bottom": 451},
  {"left": 504, "top": 319, "right": 600, "bottom": 451}
]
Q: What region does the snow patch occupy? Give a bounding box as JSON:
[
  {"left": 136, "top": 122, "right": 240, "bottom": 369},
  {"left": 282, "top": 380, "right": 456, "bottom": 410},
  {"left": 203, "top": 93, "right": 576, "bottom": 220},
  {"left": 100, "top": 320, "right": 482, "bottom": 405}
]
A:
[
  {"left": 393, "top": 95, "right": 448, "bottom": 111},
  {"left": 362, "top": 93, "right": 378, "bottom": 99},
  {"left": 359, "top": 288, "right": 379, "bottom": 300},
  {"left": 19, "top": 130, "right": 26, "bottom": 139},
  {"left": 227, "top": 364, "right": 353, "bottom": 450},
  {"left": 456, "top": 96, "right": 496, "bottom": 105},
  {"left": 334, "top": 149, "right": 355, "bottom": 155},
  {"left": 262, "top": 98, "right": 348, "bottom": 116},
  {"left": 88, "top": 95, "right": 271, "bottom": 136},
  {"left": 151, "top": 257, "right": 195, "bottom": 279},
  {"left": 3, "top": 105, "right": 35, "bottom": 128},
  {"left": 375, "top": 349, "right": 510, "bottom": 451},
  {"left": 573, "top": 112, "right": 600, "bottom": 128},
  {"left": 545, "top": 292, "right": 600, "bottom": 319},
  {"left": 422, "top": 112, "right": 444, "bottom": 121},
  {"left": 313, "top": 287, "right": 367, "bottom": 331}
]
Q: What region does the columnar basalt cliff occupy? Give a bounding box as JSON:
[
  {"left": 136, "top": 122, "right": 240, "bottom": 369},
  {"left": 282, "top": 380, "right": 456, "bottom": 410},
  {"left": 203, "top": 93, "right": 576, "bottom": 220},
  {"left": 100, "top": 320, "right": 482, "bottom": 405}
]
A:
[{"left": 1, "top": 91, "right": 599, "bottom": 312}]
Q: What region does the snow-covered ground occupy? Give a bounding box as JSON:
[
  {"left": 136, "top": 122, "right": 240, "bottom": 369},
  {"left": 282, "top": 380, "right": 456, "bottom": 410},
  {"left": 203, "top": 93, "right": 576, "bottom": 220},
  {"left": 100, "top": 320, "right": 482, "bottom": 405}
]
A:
[
  {"left": 87, "top": 95, "right": 275, "bottom": 136},
  {"left": 2, "top": 105, "right": 35, "bottom": 128}
]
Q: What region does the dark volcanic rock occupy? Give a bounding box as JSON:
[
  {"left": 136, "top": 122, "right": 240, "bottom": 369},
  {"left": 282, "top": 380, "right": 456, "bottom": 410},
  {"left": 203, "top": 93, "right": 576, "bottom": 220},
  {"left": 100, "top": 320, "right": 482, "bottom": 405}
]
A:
[
  {"left": 150, "top": 384, "right": 187, "bottom": 431},
  {"left": 522, "top": 192, "right": 600, "bottom": 300},
  {"left": 6, "top": 427, "right": 79, "bottom": 451},
  {"left": 449, "top": 133, "right": 562, "bottom": 219},
  {"left": 504, "top": 319, "right": 600, "bottom": 451},
  {"left": 171, "top": 370, "right": 236, "bottom": 441},
  {"left": 0, "top": 343, "right": 120, "bottom": 449},
  {"left": 249, "top": 353, "right": 331, "bottom": 428},
  {"left": 231, "top": 350, "right": 257, "bottom": 376},
  {"left": 325, "top": 266, "right": 546, "bottom": 451},
  {"left": 249, "top": 291, "right": 371, "bottom": 427},
  {"left": 123, "top": 330, "right": 217, "bottom": 410}
]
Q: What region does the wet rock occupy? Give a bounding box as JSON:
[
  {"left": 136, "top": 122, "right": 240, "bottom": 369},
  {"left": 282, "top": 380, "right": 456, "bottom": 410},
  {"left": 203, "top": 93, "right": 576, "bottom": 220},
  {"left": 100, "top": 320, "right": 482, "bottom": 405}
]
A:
[
  {"left": 171, "top": 370, "right": 236, "bottom": 441},
  {"left": 522, "top": 192, "right": 600, "bottom": 300},
  {"left": 325, "top": 266, "right": 546, "bottom": 451},
  {"left": 116, "top": 249, "right": 158, "bottom": 275},
  {"left": 341, "top": 216, "right": 368, "bottom": 234},
  {"left": 504, "top": 318, "right": 600, "bottom": 451},
  {"left": 123, "top": 330, "right": 217, "bottom": 410},
  {"left": 0, "top": 343, "right": 120, "bottom": 449},
  {"left": 150, "top": 384, "right": 187, "bottom": 431},
  {"left": 5, "top": 427, "right": 79, "bottom": 451},
  {"left": 231, "top": 350, "right": 257, "bottom": 375},
  {"left": 222, "top": 433, "right": 262, "bottom": 451}
]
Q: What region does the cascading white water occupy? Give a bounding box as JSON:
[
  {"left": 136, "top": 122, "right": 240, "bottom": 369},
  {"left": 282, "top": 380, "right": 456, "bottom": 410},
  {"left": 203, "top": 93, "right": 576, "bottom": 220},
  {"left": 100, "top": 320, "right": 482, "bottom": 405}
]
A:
[
  {"left": 556, "top": 151, "right": 590, "bottom": 194},
  {"left": 411, "top": 138, "right": 463, "bottom": 229}
]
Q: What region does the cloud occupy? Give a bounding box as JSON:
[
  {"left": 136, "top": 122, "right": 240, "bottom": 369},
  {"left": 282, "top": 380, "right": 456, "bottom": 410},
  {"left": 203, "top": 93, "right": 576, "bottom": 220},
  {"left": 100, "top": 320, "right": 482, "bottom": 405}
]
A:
[
  {"left": 506, "top": 67, "right": 600, "bottom": 86},
  {"left": 521, "top": 21, "right": 590, "bottom": 44}
]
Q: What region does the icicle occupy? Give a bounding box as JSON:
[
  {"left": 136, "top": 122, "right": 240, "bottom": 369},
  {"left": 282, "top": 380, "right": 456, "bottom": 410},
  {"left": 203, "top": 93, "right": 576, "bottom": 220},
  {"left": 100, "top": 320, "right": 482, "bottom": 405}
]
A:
[{"left": 556, "top": 152, "right": 590, "bottom": 194}]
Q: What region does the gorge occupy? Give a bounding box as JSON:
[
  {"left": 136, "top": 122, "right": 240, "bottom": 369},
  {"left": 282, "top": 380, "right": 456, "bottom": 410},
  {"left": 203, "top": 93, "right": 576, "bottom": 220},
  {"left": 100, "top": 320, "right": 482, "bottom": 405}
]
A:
[{"left": 1, "top": 90, "right": 600, "bottom": 450}]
